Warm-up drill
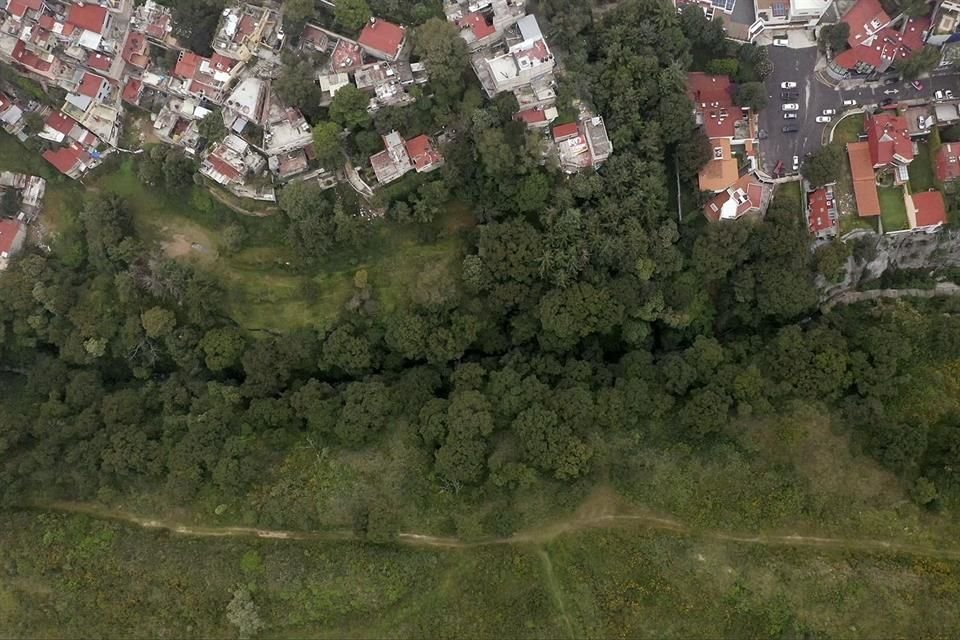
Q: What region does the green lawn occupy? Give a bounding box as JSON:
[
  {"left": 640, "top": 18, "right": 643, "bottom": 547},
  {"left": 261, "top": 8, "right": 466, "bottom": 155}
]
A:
[
  {"left": 831, "top": 113, "right": 865, "bottom": 145},
  {"left": 829, "top": 114, "right": 868, "bottom": 231},
  {"left": 909, "top": 141, "right": 936, "bottom": 193},
  {"left": 774, "top": 180, "right": 801, "bottom": 211},
  {"left": 878, "top": 185, "right": 910, "bottom": 232}
]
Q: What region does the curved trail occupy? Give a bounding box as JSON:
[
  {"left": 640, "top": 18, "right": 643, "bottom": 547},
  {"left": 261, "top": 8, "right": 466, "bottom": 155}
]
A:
[{"left": 32, "top": 500, "right": 960, "bottom": 561}]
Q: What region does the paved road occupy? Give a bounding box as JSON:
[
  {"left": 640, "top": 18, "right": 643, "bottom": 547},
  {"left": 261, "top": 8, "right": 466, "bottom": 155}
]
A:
[{"left": 759, "top": 45, "right": 960, "bottom": 175}]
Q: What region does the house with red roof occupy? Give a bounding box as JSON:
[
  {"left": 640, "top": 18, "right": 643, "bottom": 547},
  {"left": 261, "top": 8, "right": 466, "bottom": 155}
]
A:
[
  {"left": 64, "top": 71, "right": 111, "bottom": 112},
  {"left": 358, "top": 18, "right": 407, "bottom": 61},
  {"left": 514, "top": 105, "right": 559, "bottom": 128},
  {"left": 935, "top": 142, "right": 960, "bottom": 183},
  {"left": 866, "top": 113, "right": 913, "bottom": 182},
  {"left": 686, "top": 72, "right": 758, "bottom": 194},
  {"left": 0, "top": 217, "right": 26, "bottom": 270},
  {"left": 42, "top": 143, "right": 91, "bottom": 179},
  {"left": 86, "top": 51, "right": 112, "bottom": 72},
  {"left": 5, "top": 0, "right": 42, "bottom": 22},
  {"left": 703, "top": 172, "right": 771, "bottom": 221},
  {"left": 807, "top": 186, "right": 838, "bottom": 237},
  {"left": 552, "top": 116, "right": 613, "bottom": 173},
  {"left": 39, "top": 111, "right": 98, "bottom": 149},
  {"left": 404, "top": 135, "right": 444, "bottom": 173},
  {"left": 171, "top": 50, "right": 236, "bottom": 103},
  {"left": 133, "top": 0, "right": 174, "bottom": 44},
  {"left": 911, "top": 190, "right": 948, "bottom": 229},
  {"left": 67, "top": 3, "right": 110, "bottom": 35},
  {"left": 847, "top": 141, "right": 882, "bottom": 218},
  {"left": 444, "top": 0, "right": 526, "bottom": 50},
  {"left": 121, "top": 77, "right": 143, "bottom": 106},
  {"left": 121, "top": 31, "right": 150, "bottom": 69},
  {"left": 9, "top": 39, "right": 58, "bottom": 80},
  {"left": 829, "top": 16, "right": 929, "bottom": 77}
]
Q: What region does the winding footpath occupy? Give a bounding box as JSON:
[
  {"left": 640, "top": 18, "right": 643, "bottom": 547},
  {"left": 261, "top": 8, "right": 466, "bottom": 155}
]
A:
[{"left": 32, "top": 499, "right": 960, "bottom": 562}]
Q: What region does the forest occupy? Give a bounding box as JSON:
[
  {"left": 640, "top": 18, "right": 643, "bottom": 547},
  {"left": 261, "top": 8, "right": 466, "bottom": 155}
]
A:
[{"left": 3, "top": 3, "right": 960, "bottom": 635}]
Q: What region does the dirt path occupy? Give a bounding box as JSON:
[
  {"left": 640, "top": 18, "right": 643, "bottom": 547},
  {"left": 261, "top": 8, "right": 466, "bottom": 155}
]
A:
[
  {"left": 34, "top": 496, "right": 960, "bottom": 561},
  {"left": 821, "top": 282, "right": 960, "bottom": 312},
  {"left": 206, "top": 187, "right": 277, "bottom": 217},
  {"left": 537, "top": 548, "right": 576, "bottom": 639}
]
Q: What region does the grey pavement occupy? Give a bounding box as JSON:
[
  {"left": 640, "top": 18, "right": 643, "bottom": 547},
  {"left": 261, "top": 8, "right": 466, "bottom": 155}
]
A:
[{"left": 758, "top": 44, "right": 960, "bottom": 176}]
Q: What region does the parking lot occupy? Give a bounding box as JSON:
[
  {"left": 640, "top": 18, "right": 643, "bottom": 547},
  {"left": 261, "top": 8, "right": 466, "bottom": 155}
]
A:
[{"left": 758, "top": 45, "right": 960, "bottom": 176}]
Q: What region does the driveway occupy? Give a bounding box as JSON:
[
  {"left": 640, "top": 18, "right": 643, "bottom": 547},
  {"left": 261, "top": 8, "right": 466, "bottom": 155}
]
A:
[{"left": 758, "top": 45, "right": 960, "bottom": 175}]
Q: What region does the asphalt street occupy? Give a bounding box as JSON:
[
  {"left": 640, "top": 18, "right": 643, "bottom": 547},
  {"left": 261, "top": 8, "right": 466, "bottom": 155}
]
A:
[{"left": 758, "top": 45, "right": 960, "bottom": 175}]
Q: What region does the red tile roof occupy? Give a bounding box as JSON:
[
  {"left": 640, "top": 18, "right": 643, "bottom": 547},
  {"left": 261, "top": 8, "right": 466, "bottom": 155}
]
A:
[
  {"left": 331, "top": 39, "right": 363, "bottom": 70},
  {"left": 145, "top": 13, "right": 170, "bottom": 39},
  {"left": 913, "top": 191, "right": 947, "bottom": 227},
  {"left": 77, "top": 72, "right": 106, "bottom": 98},
  {"left": 205, "top": 153, "right": 242, "bottom": 182},
  {"left": 0, "top": 217, "right": 24, "bottom": 256},
  {"left": 122, "top": 77, "right": 142, "bottom": 104},
  {"left": 11, "top": 39, "right": 52, "bottom": 72},
  {"left": 37, "top": 14, "right": 54, "bottom": 30},
  {"left": 42, "top": 144, "right": 89, "bottom": 175},
  {"left": 515, "top": 108, "right": 547, "bottom": 123},
  {"left": 358, "top": 18, "right": 406, "bottom": 59},
  {"left": 459, "top": 12, "right": 496, "bottom": 40},
  {"left": 6, "top": 0, "right": 41, "bottom": 18},
  {"left": 86, "top": 51, "right": 112, "bottom": 71},
  {"left": 936, "top": 142, "right": 960, "bottom": 182},
  {"left": 833, "top": 16, "right": 929, "bottom": 71},
  {"left": 404, "top": 135, "right": 442, "bottom": 171},
  {"left": 210, "top": 53, "right": 237, "bottom": 72},
  {"left": 847, "top": 141, "right": 882, "bottom": 217},
  {"left": 842, "top": 0, "right": 890, "bottom": 47},
  {"left": 553, "top": 122, "right": 579, "bottom": 141},
  {"left": 808, "top": 188, "right": 835, "bottom": 234},
  {"left": 45, "top": 111, "right": 76, "bottom": 135},
  {"left": 238, "top": 14, "right": 256, "bottom": 37},
  {"left": 174, "top": 51, "right": 201, "bottom": 79},
  {"left": 866, "top": 113, "right": 913, "bottom": 166},
  {"left": 67, "top": 2, "right": 109, "bottom": 34},
  {"left": 687, "top": 72, "right": 738, "bottom": 138},
  {"left": 122, "top": 31, "right": 149, "bottom": 68}
]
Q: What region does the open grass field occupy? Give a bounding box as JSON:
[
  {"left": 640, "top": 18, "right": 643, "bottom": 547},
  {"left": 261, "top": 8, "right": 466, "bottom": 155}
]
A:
[{"left": 878, "top": 185, "right": 910, "bottom": 232}]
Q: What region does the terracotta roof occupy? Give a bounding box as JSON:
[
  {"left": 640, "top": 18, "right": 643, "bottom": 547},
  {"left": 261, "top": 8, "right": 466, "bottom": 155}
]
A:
[
  {"left": 122, "top": 31, "right": 149, "bottom": 68},
  {"left": 37, "top": 14, "right": 54, "bottom": 29},
  {"left": 847, "top": 141, "right": 881, "bottom": 217},
  {"left": 515, "top": 108, "right": 547, "bottom": 123},
  {"left": 6, "top": 0, "right": 41, "bottom": 19},
  {"left": 702, "top": 173, "right": 766, "bottom": 221},
  {"left": 86, "top": 51, "right": 112, "bottom": 71},
  {"left": 459, "top": 12, "right": 496, "bottom": 40},
  {"left": 0, "top": 217, "right": 24, "bottom": 256},
  {"left": 404, "top": 135, "right": 442, "bottom": 171},
  {"left": 238, "top": 14, "right": 256, "bottom": 37},
  {"left": 42, "top": 144, "right": 89, "bottom": 175},
  {"left": 77, "top": 72, "right": 106, "bottom": 98},
  {"left": 11, "top": 39, "right": 52, "bottom": 73},
  {"left": 842, "top": 0, "right": 890, "bottom": 47},
  {"left": 205, "top": 153, "right": 242, "bottom": 182},
  {"left": 687, "top": 72, "right": 737, "bottom": 138},
  {"left": 936, "top": 142, "right": 960, "bottom": 182},
  {"left": 866, "top": 113, "right": 913, "bottom": 166},
  {"left": 174, "top": 51, "right": 201, "bottom": 79},
  {"left": 913, "top": 190, "right": 947, "bottom": 227},
  {"left": 698, "top": 137, "right": 739, "bottom": 192},
  {"left": 833, "top": 16, "right": 929, "bottom": 71},
  {"left": 358, "top": 18, "right": 406, "bottom": 59},
  {"left": 45, "top": 111, "right": 76, "bottom": 135},
  {"left": 808, "top": 188, "right": 835, "bottom": 234},
  {"left": 552, "top": 122, "right": 579, "bottom": 141},
  {"left": 122, "top": 77, "right": 142, "bottom": 104},
  {"left": 211, "top": 53, "right": 237, "bottom": 72},
  {"left": 67, "top": 2, "right": 109, "bottom": 34},
  {"left": 331, "top": 39, "right": 363, "bottom": 70}
]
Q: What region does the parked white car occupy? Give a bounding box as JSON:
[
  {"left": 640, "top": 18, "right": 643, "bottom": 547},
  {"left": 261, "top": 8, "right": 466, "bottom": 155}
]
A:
[
  {"left": 936, "top": 90, "right": 945, "bottom": 101},
  {"left": 782, "top": 103, "right": 799, "bottom": 111},
  {"left": 780, "top": 81, "right": 797, "bottom": 89},
  {"left": 773, "top": 37, "right": 788, "bottom": 47},
  {"left": 783, "top": 112, "right": 798, "bottom": 119},
  {"left": 936, "top": 89, "right": 955, "bottom": 101},
  {"left": 822, "top": 108, "right": 836, "bottom": 115},
  {"left": 815, "top": 115, "right": 832, "bottom": 123},
  {"left": 842, "top": 99, "right": 857, "bottom": 107},
  {"left": 792, "top": 155, "right": 800, "bottom": 171}
]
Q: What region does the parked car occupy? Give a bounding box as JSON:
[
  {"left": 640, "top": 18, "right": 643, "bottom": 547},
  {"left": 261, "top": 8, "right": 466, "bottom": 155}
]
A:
[
  {"left": 917, "top": 116, "right": 930, "bottom": 130},
  {"left": 773, "top": 37, "right": 788, "bottom": 47},
  {"left": 815, "top": 115, "right": 832, "bottom": 123},
  {"left": 883, "top": 89, "right": 899, "bottom": 95},
  {"left": 936, "top": 90, "right": 945, "bottom": 101},
  {"left": 842, "top": 99, "right": 857, "bottom": 107},
  {"left": 822, "top": 108, "right": 836, "bottom": 115},
  {"left": 780, "top": 91, "right": 799, "bottom": 100},
  {"left": 782, "top": 103, "right": 799, "bottom": 111},
  {"left": 880, "top": 97, "right": 896, "bottom": 106},
  {"left": 936, "top": 89, "right": 955, "bottom": 101},
  {"left": 782, "top": 125, "right": 799, "bottom": 133},
  {"left": 911, "top": 80, "right": 923, "bottom": 90},
  {"left": 948, "top": 90, "right": 955, "bottom": 100},
  {"left": 783, "top": 112, "right": 798, "bottom": 119},
  {"left": 792, "top": 155, "right": 800, "bottom": 171},
  {"left": 780, "top": 81, "right": 797, "bottom": 89},
  {"left": 883, "top": 77, "right": 898, "bottom": 85}
]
